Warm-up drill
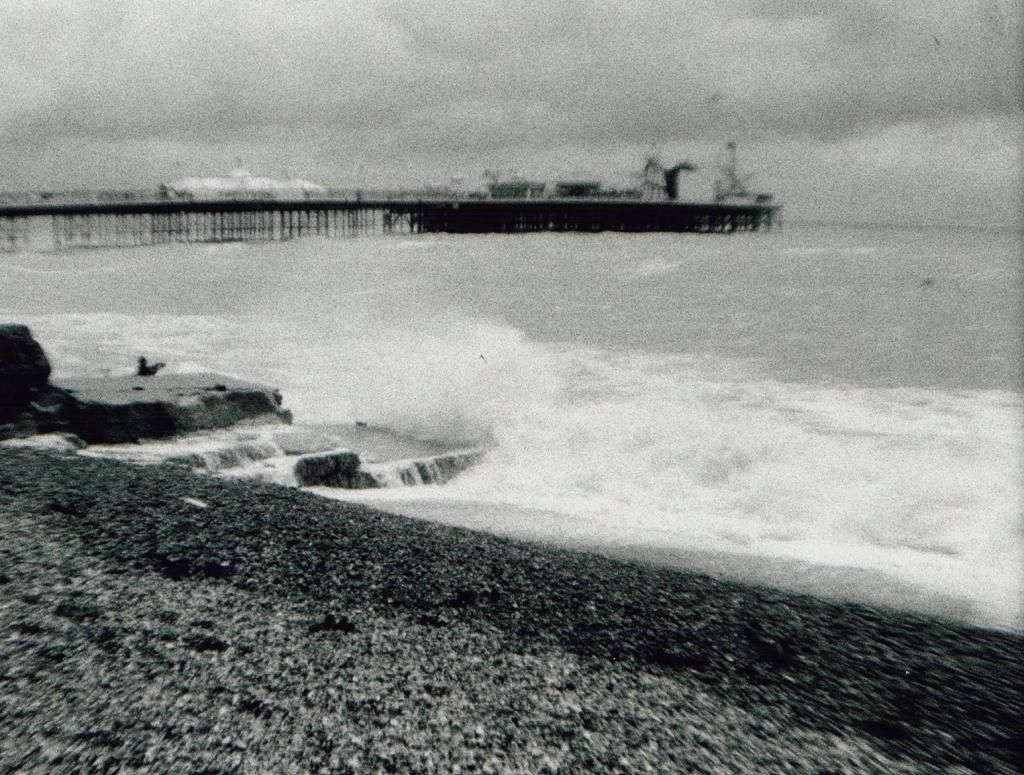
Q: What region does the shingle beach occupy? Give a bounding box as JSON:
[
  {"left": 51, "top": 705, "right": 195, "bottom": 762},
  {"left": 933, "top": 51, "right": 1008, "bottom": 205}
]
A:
[{"left": 1, "top": 448, "right": 1021, "bottom": 773}]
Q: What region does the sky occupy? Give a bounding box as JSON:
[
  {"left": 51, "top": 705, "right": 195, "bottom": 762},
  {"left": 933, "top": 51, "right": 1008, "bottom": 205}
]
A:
[{"left": 1, "top": 0, "right": 1021, "bottom": 227}]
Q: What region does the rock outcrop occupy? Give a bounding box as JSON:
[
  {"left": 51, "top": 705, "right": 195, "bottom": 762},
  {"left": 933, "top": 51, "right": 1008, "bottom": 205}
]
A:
[
  {"left": 0, "top": 324, "right": 52, "bottom": 420},
  {"left": 0, "top": 325, "right": 291, "bottom": 443},
  {"left": 77, "top": 428, "right": 486, "bottom": 490}
]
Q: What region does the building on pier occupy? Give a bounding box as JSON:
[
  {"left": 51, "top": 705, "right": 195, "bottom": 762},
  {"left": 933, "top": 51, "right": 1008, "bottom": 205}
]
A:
[
  {"left": 165, "top": 168, "right": 327, "bottom": 201},
  {"left": 484, "top": 173, "right": 547, "bottom": 200}
]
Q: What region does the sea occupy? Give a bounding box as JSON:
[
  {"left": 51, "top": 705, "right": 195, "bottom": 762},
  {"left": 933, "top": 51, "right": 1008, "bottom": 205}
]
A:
[{"left": 2, "top": 223, "right": 1021, "bottom": 631}]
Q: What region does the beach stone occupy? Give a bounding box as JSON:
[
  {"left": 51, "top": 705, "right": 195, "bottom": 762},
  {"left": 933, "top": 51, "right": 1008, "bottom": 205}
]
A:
[
  {"left": 450, "top": 588, "right": 478, "bottom": 608},
  {"left": 309, "top": 613, "right": 356, "bottom": 633},
  {"left": 0, "top": 324, "right": 51, "bottom": 416},
  {"left": 646, "top": 646, "right": 711, "bottom": 671},
  {"left": 185, "top": 634, "right": 228, "bottom": 652},
  {"left": 148, "top": 554, "right": 235, "bottom": 581},
  {"left": 859, "top": 717, "right": 914, "bottom": 741},
  {"left": 53, "top": 600, "right": 102, "bottom": 623},
  {"left": 744, "top": 622, "right": 797, "bottom": 667},
  {"left": 415, "top": 613, "right": 449, "bottom": 627}
]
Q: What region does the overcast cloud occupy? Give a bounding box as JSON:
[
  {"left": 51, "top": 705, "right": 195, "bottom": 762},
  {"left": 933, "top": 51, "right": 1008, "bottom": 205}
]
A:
[{"left": 1, "top": 0, "right": 1020, "bottom": 225}]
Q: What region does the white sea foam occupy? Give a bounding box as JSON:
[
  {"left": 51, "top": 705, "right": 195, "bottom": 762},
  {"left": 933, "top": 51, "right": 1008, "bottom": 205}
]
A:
[
  {"left": 336, "top": 346, "right": 1023, "bottom": 630},
  {"left": 372, "top": 348, "right": 1011, "bottom": 626}
]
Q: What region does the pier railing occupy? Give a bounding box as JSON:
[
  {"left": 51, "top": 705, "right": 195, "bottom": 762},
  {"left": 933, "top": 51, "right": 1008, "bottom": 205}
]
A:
[{"left": 0, "top": 193, "right": 777, "bottom": 251}]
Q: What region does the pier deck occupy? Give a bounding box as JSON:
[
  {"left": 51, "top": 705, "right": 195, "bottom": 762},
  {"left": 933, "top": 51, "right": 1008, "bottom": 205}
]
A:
[{"left": 0, "top": 195, "right": 777, "bottom": 251}]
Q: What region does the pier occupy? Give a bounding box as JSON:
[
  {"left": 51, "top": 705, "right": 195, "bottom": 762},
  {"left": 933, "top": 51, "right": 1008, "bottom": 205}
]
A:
[{"left": 0, "top": 194, "right": 777, "bottom": 252}]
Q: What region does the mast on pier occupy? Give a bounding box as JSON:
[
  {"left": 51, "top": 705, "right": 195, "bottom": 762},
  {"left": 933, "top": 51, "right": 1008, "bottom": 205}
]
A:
[{"left": 713, "top": 142, "right": 773, "bottom": 204}]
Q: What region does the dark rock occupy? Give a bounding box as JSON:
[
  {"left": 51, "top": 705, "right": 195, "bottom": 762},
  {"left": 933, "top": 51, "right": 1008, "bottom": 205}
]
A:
[
  {"left": 198, "top": 560, "right": 235, "bottom": 579},
  {"left": 424, "top": 683, "right": 450, "bottom": 697},
  {"left": 645, "top": 646, "right": 711, "bottom": 671},
  {"left": 445, "top": 586, "right": 501, "bottom": 609},
  {"left": 35, "top": 645, "right": 66, "bottom": 664},
  {"left": 74, "top": 729, "right": 122, "bottom": 748},
  {"left": 450, "top": 588, "right": 478, "bottom": 608},
  {"left": 415, "top": 613, "right": 448, "bottom": 627},
  {"left": 185, "top": 634, "right": 228, "bottom": 652},
  {"left": 148, "top": 554, "right": 234, "bottom": 581},
  {"left": 89, "top": 626, "right": 121, "bottom": 652},
  {"left": 754, "top": 636, "right": 796, "bottom": 667},
  {"left": 53, "top": 601, "right": 102, "bottom": 622},
  {"left": 0, "top": 386, "right": 77, "bottom": 440},
  {"left": 47, "top": 498, "right": 89, "bottom": 516},
  {"left": 345, "top": 697, "right": 385, "bottom": 714},
  {"left": 309, "top": 613, "right": 356, "bottom": 633},
  {"left": 859, "top": 717, "right": 914, "bottom": 741},
  {"left": 0, "top": 324, "right": 51, "bottom": 416},
  {"left": 745, "top": 622, "right": 797, "bottom": 667},
  {"left": 12, "top": 620, "right": 44, "bottom": 635},
  {"left": 293, "top": 449, "right": 375, "bottom": 488},
  {"left": 237, "top": 697, "right": 273, "bottom": 717},
  {"left": 148, "top": 556, "right": 192, "bottom": 580}
]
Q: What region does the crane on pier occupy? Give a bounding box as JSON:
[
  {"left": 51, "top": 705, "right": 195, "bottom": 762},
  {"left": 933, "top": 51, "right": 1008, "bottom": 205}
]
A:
[{"left": 640, "top": 156, "right": 697, "bottom": 200}]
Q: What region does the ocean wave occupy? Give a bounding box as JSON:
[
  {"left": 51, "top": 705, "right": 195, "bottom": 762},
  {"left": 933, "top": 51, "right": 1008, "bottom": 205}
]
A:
[
  {"left": 437, "top": 347, "right": 1023, "bottom": 629},
  {"left": 6, "top": 232, "right": 1021, "bottom": 629}
]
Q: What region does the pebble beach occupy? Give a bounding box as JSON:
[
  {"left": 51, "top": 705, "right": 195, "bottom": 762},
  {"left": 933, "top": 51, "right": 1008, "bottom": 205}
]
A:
[{"left": 1, "top": 447, "right": 1021, "bottom": 773}]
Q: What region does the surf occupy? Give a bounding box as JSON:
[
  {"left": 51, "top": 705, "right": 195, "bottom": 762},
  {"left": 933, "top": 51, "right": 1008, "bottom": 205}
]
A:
[{"left": 3, "top": 228, "right": 1021, "bottom": 630}]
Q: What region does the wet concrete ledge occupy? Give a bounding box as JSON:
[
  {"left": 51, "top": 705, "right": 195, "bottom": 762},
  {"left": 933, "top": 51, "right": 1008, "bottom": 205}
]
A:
[
  {"left": 54, "top": 374, "right": 292, "bottom": 443},
  {"left": 1, "top": 324, "right": 291, "bottom": 444}
]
